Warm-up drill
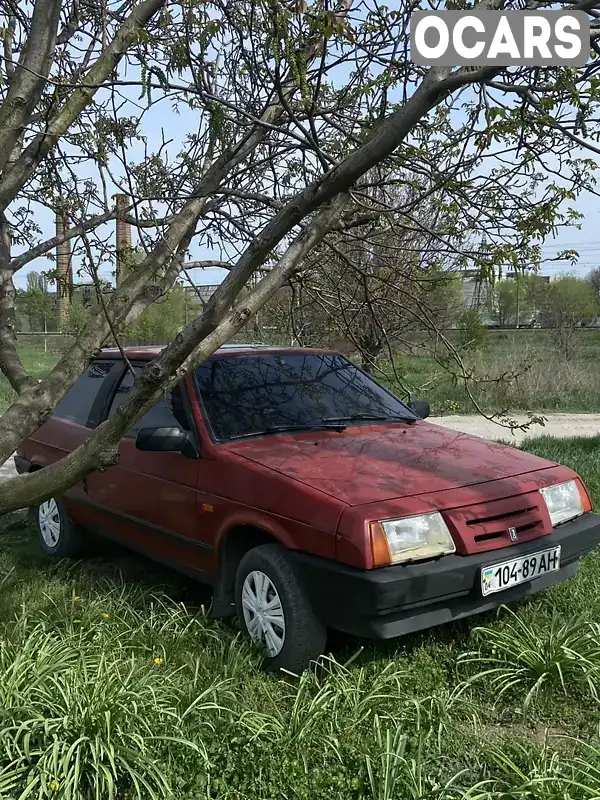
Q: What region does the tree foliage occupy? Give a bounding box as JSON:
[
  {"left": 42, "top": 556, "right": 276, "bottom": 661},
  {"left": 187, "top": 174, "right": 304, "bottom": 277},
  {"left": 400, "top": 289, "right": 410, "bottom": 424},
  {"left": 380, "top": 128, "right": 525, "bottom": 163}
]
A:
[
  {"left": 123, "top": 287, "right": 187, "bottom": 344},
  {"left": 1, "top": 0, "right": 600, "bottom": 510},
  {"left": 587, "top": 267, "right": 600, "bottom": 302},
  {"left": 15, "top": 272, "right": 55, "bottom": 332},
  {"left": 489, "top": 275, "right": 549, "bottom": 327},
  {"left": 536, "top": 276, "right": 600, "bottom": 356}
]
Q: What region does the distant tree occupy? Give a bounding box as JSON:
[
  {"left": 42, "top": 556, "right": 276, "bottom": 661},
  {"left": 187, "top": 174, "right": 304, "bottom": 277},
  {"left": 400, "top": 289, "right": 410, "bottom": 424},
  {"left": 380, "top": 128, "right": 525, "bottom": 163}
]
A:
[
  {"left": 15, "top": 272, "right": 54, "bottom": 332},
  {"left": 587, "top": 268, "right": 600, "bottom": 302},
  {"left": 489, "top": 275, "right": 547, "bottom": 327},
  {"left": 62, "top": 295, "right": 92, "bottom": 337},
  {"left": 123, "top": 287, "right": 187, "bottom": 345},
  {"left": 457, "top": 308, "right": 488, "bottom": 352},
  {"left": 536, "top": 276, "right": 599, "bottom": 357},
  {"left": 491, "top": 280, "right": 520, "bottom": 327},
  {"left": 26, "top": 272, "right": 47, "bottom": 294}
]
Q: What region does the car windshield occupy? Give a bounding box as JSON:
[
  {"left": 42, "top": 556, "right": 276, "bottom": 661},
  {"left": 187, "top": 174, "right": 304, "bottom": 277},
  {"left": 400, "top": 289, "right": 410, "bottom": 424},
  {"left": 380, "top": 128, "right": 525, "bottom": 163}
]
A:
[{"left": 195, "top": 352, "right": 416, "bottom": 441}]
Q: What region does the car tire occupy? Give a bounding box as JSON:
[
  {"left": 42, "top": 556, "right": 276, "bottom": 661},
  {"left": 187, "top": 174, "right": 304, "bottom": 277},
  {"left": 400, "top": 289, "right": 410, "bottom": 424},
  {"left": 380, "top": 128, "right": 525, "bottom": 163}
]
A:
[
  {"left": 33, "top": 496, "right": 83, "bottom": 557},
  {"left": 235, "top": 543, "right": 327, "bottom": 674}
]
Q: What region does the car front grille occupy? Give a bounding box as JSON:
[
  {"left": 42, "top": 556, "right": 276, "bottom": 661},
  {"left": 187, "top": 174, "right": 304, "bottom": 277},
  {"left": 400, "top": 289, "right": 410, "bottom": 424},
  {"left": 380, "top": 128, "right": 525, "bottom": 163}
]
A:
[{"left": 444, "top": 492, "right": 552, "bottom": 554}]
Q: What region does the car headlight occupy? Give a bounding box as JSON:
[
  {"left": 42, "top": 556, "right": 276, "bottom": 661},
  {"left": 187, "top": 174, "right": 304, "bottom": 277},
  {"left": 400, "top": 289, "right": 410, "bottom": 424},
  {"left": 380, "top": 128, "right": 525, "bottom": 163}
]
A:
[
  {"left": 370, "top": 512, "right": 456, "bottom": 566},
  {"left": 540, "top": 479, "right": 590, "bottom": 526}
]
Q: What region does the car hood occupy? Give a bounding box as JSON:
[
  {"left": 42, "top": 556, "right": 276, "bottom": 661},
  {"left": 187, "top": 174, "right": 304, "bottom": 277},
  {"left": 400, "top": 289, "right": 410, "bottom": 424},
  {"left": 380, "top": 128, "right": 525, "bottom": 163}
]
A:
[{"left": 227, "top": 421, "right": 557, "bottom": 506}]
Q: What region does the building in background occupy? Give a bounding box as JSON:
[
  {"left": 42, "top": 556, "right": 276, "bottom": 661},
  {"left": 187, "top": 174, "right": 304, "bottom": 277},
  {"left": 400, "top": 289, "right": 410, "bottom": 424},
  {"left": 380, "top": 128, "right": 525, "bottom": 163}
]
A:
[{"left": 459, "top": 269, "right": 490, "bottom": 312}]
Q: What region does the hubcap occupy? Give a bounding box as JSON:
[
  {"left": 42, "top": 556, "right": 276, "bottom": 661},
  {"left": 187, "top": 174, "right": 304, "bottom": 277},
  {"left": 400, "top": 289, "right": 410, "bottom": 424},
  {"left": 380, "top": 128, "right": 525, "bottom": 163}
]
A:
[
  {"left": 241, "top": 570, "right": 286, "bottom": 657},
  {"left": 38, "top": 499, "right": 61, "bottom": 548}
]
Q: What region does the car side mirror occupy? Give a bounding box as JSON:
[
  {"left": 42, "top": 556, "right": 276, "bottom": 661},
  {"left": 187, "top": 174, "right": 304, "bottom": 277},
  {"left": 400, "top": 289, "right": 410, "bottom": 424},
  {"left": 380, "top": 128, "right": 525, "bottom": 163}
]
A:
[
  {"left": 408, "top": 399, "right": 430, "bottom": 420},
  {"left": 135, "top": 426, "right": 199, "bottom": 458}
]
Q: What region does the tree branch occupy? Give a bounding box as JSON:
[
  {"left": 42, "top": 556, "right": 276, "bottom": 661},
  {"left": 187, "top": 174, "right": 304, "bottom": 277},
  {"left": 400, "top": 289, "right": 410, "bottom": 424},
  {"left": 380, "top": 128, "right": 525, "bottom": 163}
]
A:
[
  {"left": 9, "top": 204, "right": 176, "bottom": 274},
  {"left": 9, "top": 208, "right": 117, "bottom": 272},
  {"left": 0, "top": 212, "right": 36, "bottom": 393},
  {"left": 0, "top": 0, "right": 166, "bottom": 212},
  {"left": 0, "top": 0, "right": 61, "bottom": 173},
  {"left": 0, "top": 195, "right": 348, "bottom": 515}
]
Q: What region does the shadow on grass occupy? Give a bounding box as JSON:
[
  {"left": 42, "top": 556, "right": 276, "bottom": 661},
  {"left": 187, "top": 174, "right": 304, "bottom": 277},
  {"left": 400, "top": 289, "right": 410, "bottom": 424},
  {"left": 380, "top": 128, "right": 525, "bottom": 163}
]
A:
[
  {"left": 0, "top": 512, "right": 212, "bottom": 609},
  {"left": 0, "top": 511, "right": 491, "bottom": 672},
  {"left": 0, "top": 505, "right": 588, "bottom": 679}
]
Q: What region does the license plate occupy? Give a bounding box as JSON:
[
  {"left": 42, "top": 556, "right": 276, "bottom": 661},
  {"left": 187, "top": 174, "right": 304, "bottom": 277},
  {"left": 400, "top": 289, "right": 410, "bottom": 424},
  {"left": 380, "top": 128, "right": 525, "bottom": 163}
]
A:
[{"left": 481, "top": 546, "right": 561, "bottom": 597}]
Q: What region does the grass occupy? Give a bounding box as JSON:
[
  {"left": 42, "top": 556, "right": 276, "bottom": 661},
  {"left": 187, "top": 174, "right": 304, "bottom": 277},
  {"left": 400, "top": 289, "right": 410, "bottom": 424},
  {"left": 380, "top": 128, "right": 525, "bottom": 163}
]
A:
[
  {"left": 0, "top": 436, "right": 600, "bottom": 797},
  {"left": 383, "top": 330, "right": 600, "bottom": 414},
  {"left": 0, "top": 348, "right": 59, "bottom": 414},
  {"left": 6, "top": 330, "right": 600, "bottom": 417}
]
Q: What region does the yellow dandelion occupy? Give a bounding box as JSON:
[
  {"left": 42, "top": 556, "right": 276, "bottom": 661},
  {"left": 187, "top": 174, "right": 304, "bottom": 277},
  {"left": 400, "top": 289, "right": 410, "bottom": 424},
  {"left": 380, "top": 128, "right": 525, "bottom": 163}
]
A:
[
  {"left": 153, "top": 657, "right": 163, "bottom": 665},
  {"left": 101, "top": 612, "right": 110, "bottom": 618},
  {"left": 73, "top": 596, "right": 80, "bottom": 601}
]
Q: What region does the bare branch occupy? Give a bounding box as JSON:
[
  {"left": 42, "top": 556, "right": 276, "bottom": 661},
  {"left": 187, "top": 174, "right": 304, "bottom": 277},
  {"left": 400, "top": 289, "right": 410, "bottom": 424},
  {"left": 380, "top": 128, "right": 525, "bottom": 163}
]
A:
[
  {"left": 0, "top": 0, "right": 166, "bottom": 212},
  {"left": 0, "top": 0, "right": 61, "bottom": 173}
]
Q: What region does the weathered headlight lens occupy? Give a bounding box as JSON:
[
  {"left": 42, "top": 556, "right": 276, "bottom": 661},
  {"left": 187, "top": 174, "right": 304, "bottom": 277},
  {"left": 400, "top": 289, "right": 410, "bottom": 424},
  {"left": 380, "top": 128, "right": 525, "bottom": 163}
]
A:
[
  {"left": 540, "top": 480, "right": 584, "bottom": 526},
  {"left": 377, "top": 512, "right": 456, "bottom": 564}
]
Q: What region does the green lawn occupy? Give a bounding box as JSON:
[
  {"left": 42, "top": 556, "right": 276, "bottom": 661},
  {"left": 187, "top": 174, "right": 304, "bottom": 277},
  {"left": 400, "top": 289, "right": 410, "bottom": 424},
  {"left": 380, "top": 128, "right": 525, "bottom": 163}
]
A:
[
  {"left": 4, "top": 331, "right": 600, "bottom": 416},
  {"left": 383, "top": 330, "right": 600, "bottom": 415},
  {"left": 1, "top": 436, "right": 600, "bottom": 798},
  {"left": 0, "top": 348, "right": 59, "bottom": 413}
]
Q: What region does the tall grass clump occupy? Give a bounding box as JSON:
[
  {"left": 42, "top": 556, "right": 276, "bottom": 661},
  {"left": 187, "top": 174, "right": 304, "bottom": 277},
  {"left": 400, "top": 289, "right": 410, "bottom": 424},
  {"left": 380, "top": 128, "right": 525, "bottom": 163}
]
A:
[
  {"left": 0, "top": 617, "right": 229, "bottom": 799},
  {"left": 473, "top": 735, "right": 600, "bottom": 799},
  {"left": 461, "top": 607, "right": 600, "bottom": 713}
]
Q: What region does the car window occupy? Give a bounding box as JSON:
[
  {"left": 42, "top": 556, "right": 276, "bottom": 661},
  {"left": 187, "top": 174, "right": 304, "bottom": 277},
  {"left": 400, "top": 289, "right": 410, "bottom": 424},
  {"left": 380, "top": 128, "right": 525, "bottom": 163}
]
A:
[
  {"left": 107, "top": 365, "right": 188, "bottom": 434},
  {"left": 53, "top": 360, "right": 117, "bottom": 426},
  {"left": 195, "top": 352, "right": 415, "bottom": 441}
]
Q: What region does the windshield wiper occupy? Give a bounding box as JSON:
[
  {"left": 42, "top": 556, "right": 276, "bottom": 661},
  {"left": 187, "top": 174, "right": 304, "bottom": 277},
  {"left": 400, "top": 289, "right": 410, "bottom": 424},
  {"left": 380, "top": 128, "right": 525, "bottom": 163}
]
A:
[
  {"left": 322, "top": 414, "right": 415, "bottom": 424},
  {"left": 228, "top": 422, "right": 347, "bottom": 440}
]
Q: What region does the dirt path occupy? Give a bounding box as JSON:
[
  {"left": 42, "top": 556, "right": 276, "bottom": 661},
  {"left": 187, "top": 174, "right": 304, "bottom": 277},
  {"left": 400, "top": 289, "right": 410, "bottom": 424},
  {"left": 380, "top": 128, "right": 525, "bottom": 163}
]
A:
[
  {"left": 430, "top": 413, "right": 600, "bottom": 445},
  {"left": 1, "top": 413, "right": 599, "bottom": 485}
]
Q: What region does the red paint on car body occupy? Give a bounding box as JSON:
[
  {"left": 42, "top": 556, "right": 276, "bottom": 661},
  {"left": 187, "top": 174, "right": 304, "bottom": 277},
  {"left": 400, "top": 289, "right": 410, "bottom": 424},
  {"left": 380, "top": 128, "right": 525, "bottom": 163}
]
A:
[{"left": 16, "top": 345, "right": 586, "bottom": 576}]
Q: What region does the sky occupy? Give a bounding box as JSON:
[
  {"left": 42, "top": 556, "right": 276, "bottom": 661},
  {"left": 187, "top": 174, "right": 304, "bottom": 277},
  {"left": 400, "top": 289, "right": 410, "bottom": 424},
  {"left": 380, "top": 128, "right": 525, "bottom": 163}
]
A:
[
  {"left": 539, "top": 190, "right": 600, "bottom": 278},
  {"left": 11, "top": 9, "right": 600, "bottom": 291},
  {"left": 13, "top": 170, "right": 598, "bottom": 291}
]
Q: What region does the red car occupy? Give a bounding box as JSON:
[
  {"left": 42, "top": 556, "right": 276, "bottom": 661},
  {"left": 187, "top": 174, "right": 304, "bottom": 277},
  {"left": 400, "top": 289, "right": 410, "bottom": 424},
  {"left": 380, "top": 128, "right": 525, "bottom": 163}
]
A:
[{"left": 15, "top": 345, "right": 600, "bottom": 672}]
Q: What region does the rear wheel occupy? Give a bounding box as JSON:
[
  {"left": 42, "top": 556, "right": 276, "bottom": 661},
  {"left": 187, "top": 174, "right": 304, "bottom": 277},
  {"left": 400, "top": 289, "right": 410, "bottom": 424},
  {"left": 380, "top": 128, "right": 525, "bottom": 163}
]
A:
[
  {"left": 34, "top": 497, "right": 83, "bottom": 557},
  {"left": 235, "top": 543, "right": 326, "bottom": 673}
]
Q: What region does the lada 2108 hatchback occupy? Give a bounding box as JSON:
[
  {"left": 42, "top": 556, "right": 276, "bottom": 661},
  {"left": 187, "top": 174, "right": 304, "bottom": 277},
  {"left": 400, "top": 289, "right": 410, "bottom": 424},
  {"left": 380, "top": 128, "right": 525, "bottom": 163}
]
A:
[{"left": 15, "top": 345, "right": 600, "bottom": 672}]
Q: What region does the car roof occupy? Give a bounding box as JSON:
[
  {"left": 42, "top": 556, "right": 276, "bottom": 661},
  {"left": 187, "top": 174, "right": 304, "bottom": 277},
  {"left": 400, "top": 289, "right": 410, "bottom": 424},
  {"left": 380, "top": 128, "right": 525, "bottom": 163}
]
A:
[{"left": 95, "top": 344, "right": 335, "bottom": 360}]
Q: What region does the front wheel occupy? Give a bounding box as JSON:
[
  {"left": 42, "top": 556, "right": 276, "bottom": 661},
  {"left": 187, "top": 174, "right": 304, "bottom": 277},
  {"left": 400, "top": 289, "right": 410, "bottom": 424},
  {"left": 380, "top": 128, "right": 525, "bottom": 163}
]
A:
[
  {"left": 235, "top": 543, "right": 327, "bottom": 674},
  {"left": 34, "top": 496, "right": 83, "bottom": 557}
]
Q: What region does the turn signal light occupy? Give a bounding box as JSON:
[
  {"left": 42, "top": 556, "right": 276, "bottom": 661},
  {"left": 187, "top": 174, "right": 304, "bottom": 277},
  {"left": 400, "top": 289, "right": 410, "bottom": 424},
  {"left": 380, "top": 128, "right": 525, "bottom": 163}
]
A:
[
  {"left": 577, "top": 479, "right": 593, "bottom": 513},
  {"left": 369, "top": 521, "right": 392, "bottom": 568}
]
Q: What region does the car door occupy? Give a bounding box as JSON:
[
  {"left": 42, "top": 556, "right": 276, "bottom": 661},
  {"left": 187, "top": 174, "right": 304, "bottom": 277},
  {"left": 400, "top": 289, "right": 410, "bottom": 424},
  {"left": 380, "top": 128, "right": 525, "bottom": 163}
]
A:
[
  {"left": 25, "top": 358, "right": 121, "bottom": 521},
  {"left": 86, "top": 362, "right": 212, "bottom": 577}
]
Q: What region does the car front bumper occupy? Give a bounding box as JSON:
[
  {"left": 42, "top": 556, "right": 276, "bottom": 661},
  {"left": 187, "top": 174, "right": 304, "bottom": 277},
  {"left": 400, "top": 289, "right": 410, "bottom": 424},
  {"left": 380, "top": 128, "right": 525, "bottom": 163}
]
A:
[{"left": 292, "top": 512, "right": 600, "bottom": 639}]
